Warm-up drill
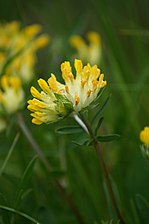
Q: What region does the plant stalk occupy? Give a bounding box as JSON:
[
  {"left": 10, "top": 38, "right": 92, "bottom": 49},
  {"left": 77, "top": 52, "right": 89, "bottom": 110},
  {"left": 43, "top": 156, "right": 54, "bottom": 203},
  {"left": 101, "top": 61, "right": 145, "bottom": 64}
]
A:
[{"left": 76, "top": 113, "right": 126, "bottom": 224}]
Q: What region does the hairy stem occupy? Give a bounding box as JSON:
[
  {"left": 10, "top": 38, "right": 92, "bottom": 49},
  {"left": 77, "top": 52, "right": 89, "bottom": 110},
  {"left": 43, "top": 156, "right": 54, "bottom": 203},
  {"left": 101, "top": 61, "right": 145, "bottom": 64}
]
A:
[
  {"left": 17, "top": 112, "right": 85, "bottom": 224},
  {"left": 75, "top": 113, "right": 126, "bottom": 224}
]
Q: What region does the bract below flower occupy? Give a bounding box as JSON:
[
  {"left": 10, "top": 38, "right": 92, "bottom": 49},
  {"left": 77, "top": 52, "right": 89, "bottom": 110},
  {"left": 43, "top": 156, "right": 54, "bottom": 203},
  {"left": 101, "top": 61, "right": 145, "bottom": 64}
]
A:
[
  {"left": 0, "top": 75, "right": 24, "bottom": 114},
  {"left": 140, "top": 127, "right": 149, "bottom": 147},
  {"left": 28, "top": 59, "right": 107, "bottom": 125}
]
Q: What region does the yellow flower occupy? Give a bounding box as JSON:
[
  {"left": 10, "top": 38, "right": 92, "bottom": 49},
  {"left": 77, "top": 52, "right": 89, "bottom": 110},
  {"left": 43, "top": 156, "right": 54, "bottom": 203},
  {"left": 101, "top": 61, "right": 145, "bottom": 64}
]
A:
[
  {"left": 61, "top": 59, "right": 106, "bottom": 112},
  {"left": 0, "top": 21, "right": 20, "bottom": 49},
  {"left": 140, "top": 127, "right": 149, "bottom": 147},
  {"left": 6, "top": 49, "right": 36, "bottom": 83},
  {"left": 0, "top": 21, "right": 50, "bottom": 83},
  {"left": 28, "top": 59, "right": 107, "bottom": 125},
  {"left": 70, "top": 32, "right": 102, "bottom": 65},
  {"left": 0, "top": 75, "right": 24, "bottom": 114},
  {"left": 28, "top": 78, "right": 73, "bottom": 125}
]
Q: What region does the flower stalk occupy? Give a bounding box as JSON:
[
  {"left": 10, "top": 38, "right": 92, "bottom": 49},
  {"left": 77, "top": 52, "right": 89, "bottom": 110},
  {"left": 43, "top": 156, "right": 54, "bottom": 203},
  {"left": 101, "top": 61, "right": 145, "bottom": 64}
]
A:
[{"left": 74, "top": 113, "right": 126, "bottom": 224}]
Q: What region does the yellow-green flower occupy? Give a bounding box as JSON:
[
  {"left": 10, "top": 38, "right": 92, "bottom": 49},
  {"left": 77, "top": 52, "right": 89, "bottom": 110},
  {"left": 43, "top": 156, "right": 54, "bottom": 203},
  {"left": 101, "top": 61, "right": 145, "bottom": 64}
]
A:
[
  {"left": 28, "top": 59, "right": 107, "bottom": 125},
  {"left": 140, "top": 127, "right": 149, "bottom": 147},
  {"left": 70, "top": 32, "right": 101, "bottom": 65},
  {"left": 27, "top": 79, "right": 73, "bottom": 125},
  {"left": 60, "top": 59, "right": 106, "bottom": 111},
  {"left": 0, "top": 75, "right": 24, "bottom": 114}
]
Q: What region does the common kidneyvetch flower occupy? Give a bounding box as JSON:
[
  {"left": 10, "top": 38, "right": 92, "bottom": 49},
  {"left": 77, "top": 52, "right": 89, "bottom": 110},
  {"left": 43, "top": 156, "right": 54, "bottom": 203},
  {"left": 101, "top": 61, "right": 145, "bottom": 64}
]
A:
[
  {"left": 28, "top": 59, "right": 107, "bottom": 125},
  {"left": 70, "top": 32, "right": 101, "bottom": 65},
  {"left": 0, "top": 21, "right": 49, "bottom": 83},
  {"left": 0, "top": 75, "right": 24, "bottom": 114},
  {"left": 140, "top": 127, "right": 149, "bottom": 147},
  {"left": 27, "top": 79, "right": 73, "bottom": 125}
]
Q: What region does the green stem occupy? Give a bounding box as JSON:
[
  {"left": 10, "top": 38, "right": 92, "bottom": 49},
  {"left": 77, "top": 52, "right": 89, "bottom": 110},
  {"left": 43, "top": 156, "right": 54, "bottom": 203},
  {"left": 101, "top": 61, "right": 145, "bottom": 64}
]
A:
[
  {"left": 17, "top": 112, "right": 85, "bottom": 224},
  {"left": 75, "top": 113, "right": 126, "bottom": 224},
  {"left": 17, "top": 112, "right": 51, "bottom": 172}
]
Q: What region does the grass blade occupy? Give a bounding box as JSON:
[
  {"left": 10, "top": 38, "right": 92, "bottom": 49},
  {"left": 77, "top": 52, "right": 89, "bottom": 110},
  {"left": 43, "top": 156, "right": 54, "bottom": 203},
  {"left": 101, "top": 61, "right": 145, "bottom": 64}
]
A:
[
  {"left": 14, "top": 155, "right": 38, "bottom": 209},
  {"left": 0, "top": 205, "right": 40, "bottom": 223},
  {"left": 0, "top": 133, "right": 20, "bottom": 176}
]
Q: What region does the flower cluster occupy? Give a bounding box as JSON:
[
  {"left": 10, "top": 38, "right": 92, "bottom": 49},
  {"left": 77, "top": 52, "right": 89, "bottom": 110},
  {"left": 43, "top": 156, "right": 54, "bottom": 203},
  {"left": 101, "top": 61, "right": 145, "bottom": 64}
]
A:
[
  {"left": 0, "top": 75, "right": 24, "bottom": 113},
  {"left": 28, "top": 59, "right": 107, "bottom": 125},
  {"left": 140, "top": 126, "right": 149, "bottom": 159},
  {"left": 0, "top": 75, "right": 24, "bottom": 131},
  {"left": 140, "top": 127, "right": 149, "bottom": 147},
  {"left": 0, "top": 21, "right": 49, "bottom": 83},
  {"left": 70, "top": 32, "right": 101, "bottom": 65}
]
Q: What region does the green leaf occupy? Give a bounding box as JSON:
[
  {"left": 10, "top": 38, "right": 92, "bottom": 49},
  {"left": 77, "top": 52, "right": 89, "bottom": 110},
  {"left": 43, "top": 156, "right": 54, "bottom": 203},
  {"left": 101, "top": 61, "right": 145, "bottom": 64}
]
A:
[
  {"left": 56, "top": 126, "right": 83, "bottom": 134},
  {"left": 0, "top": 205, "right": 40, "bottom": 223},
  {"left": 72, "top": 139, "right": 90, "bottom": 147},
  {"left": 14, "top": 155, "right": 38, "bottom": 209},
  {"left": 95, "top": 117, "right": 104, "bottom": 136},
  {"left": 91, "top": 94, "right": 111, "bottom": 124},
  {"left": 96, "top": 134, "right": 120, "bottom": 142},
  {"left": 136, "top": 194, "right": 149, "bottom": 223}
]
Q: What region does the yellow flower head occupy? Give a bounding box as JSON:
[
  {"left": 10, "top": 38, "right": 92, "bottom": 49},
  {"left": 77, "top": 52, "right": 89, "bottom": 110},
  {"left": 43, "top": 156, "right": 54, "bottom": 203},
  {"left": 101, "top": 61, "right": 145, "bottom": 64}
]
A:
[
  {"left": 0, "top": 75, "right": 24, "bottom": 114},
  {"left": 61, "top": 59, "right": 107, "bottom": 112},
  {"left": 28, "top": 59, "right": 107, "bottom": 125},
  {"left": 140, "top": 127, "right": 149, "bottom": 147},
  {"left": 0, "top": 21, "right": 50, "bottom": 83},
  {"left": 70, "top": 32, "right": 102, "bottom": 65},
  {"left": 27, "top": 78, "right": 73, "bottom": 125}
]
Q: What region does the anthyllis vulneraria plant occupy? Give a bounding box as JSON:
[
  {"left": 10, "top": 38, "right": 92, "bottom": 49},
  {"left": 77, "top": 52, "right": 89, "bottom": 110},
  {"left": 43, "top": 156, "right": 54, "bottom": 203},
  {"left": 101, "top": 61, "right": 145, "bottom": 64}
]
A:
[
  {"left": 70, "top": 32, "right": 102, "bottom": 65},
  {"left": 0, "top": 21, "right": 49, "bottom": 83},
  {"left": 28, "top": 59, "right": 106, "bottom": 124},
  {"left": 27, "top": 59, "right": 126, "bottom": 224},
  {"left": 0, "top": 75, "right": 24, "bottom": 114},
  {"left": 140, "top": 126, "right": 149, "bottom": 159},
  {"left": 0, "top": 75, "right": 24, "bottom": 131}
]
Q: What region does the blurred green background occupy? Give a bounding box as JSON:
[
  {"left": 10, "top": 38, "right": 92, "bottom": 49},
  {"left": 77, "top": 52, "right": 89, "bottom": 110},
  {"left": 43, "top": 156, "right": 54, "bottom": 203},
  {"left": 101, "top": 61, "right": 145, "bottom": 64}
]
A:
[{"left": 0, "top": 0, "right": 149, "bottom": 223}]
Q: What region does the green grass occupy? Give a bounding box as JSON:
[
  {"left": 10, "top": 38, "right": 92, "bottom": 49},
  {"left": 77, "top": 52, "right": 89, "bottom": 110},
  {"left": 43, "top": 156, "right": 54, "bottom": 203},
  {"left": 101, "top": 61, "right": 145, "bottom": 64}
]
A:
[{"left": 0, "top": 0, "right": 149, "bottom": 223}]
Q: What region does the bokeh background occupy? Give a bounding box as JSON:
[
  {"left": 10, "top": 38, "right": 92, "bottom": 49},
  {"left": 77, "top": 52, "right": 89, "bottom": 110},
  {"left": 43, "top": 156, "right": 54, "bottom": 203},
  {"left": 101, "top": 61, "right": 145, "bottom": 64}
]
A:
[{"left": 0, "top": 0, "right": 149, "bottom": 223}]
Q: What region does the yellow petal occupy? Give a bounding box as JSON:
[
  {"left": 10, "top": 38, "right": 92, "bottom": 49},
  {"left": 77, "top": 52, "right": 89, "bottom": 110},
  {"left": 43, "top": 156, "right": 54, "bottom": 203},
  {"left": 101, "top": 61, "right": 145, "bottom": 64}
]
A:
[
  {"left": 70, "top": 35, "right": 86, "bottom": 49},
  {"left": 33, "top": 35, "right": 49, "bottom": 49},
  {"left": 32, "top": 118, "right": 43, "bottom": 125},
  {"left": 38, "top": 78, "right": 50, "bottom": 93},
  {"left": 98, "top": 74, "right": 107, "bottom": 88},
  {"left": 61, "top": 61, "right": 74, "bottom": 82},
  {"left": 30, "top": 86, "right": 41, "bottom": 99},
  {"left": 74, "top": 59, "right": 83, "bottom": 74},
  {"left": 23, "top": 24, "right": 41, "bottom": 37},
  {"left": 87, "top": 31, "right": 101, "bottom": 45}
]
